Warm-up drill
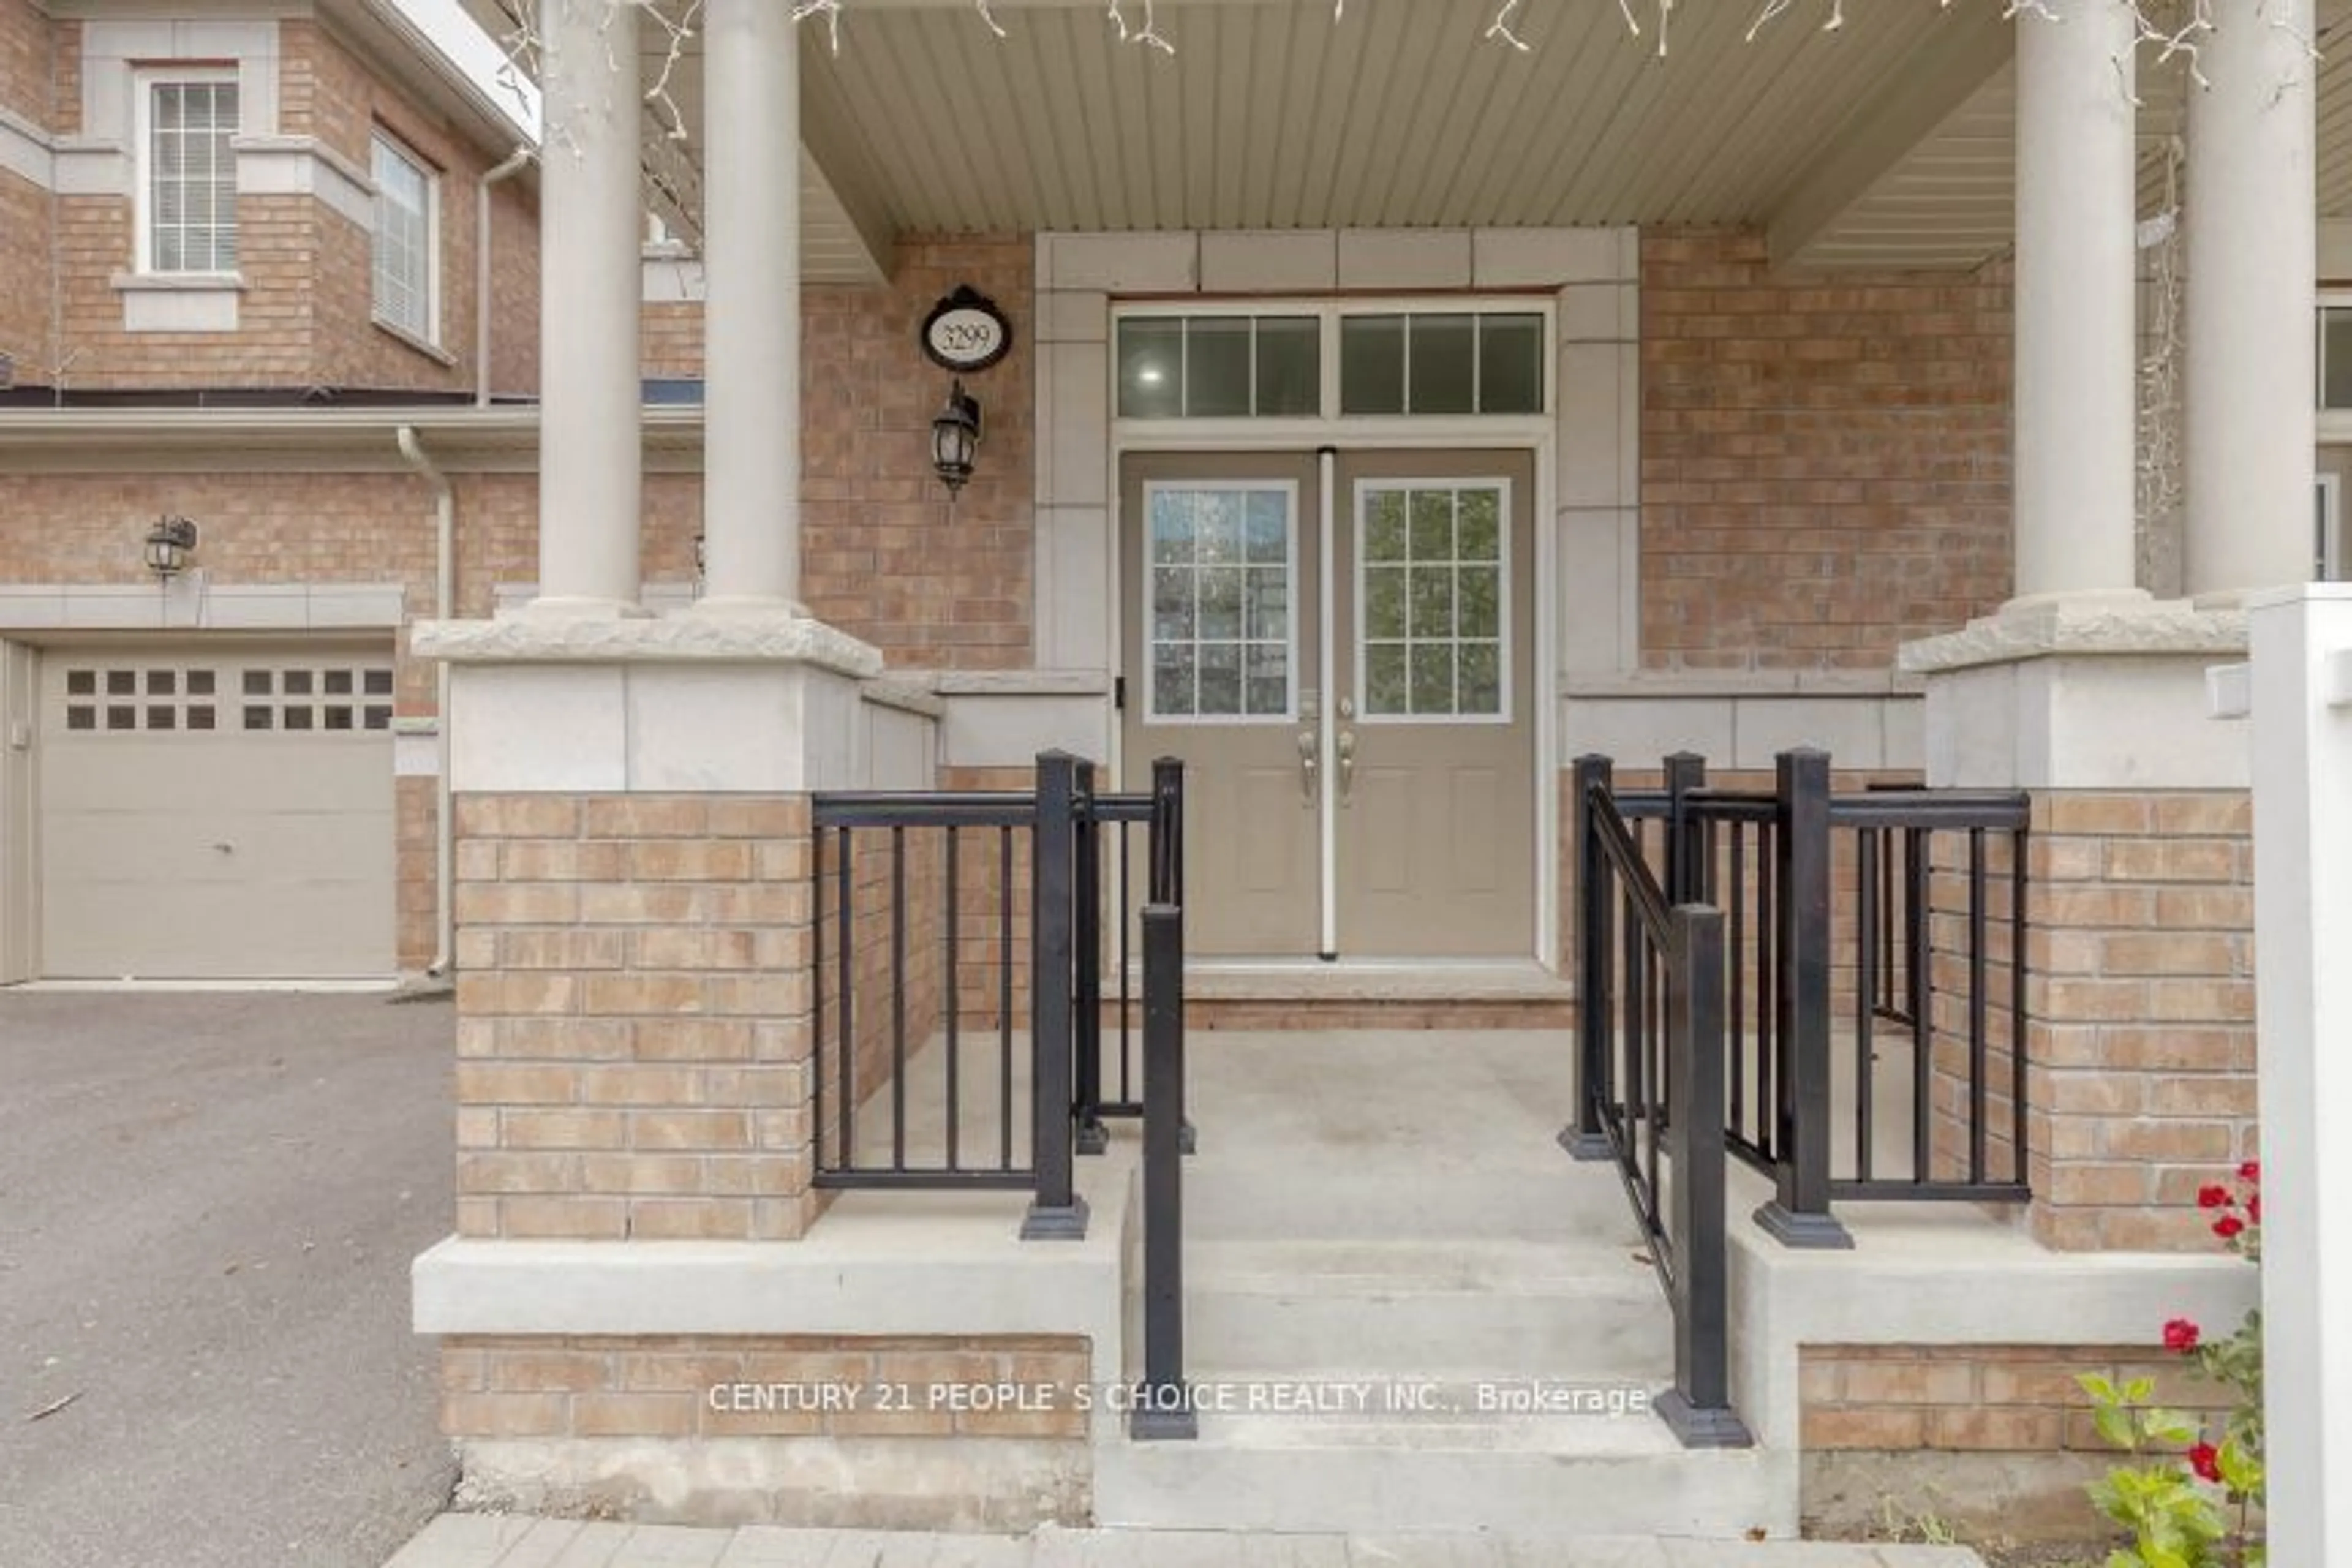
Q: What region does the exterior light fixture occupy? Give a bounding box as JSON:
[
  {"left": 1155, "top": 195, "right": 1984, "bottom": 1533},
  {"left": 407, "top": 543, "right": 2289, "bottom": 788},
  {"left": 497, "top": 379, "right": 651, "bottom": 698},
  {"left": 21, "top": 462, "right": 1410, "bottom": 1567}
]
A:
[
  {"left": 930, "top": 379, "right": 982, "bottom": 497},
  {"left": 143, "top": 514, "right": 198, "bottom": 579}
]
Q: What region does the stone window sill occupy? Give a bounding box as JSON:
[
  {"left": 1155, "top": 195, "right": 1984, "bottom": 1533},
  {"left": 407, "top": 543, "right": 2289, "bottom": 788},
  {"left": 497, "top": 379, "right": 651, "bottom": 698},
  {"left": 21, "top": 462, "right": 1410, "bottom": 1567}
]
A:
[
  {"left": 373, "top": 317, "right": 458, "bottom": 368},
  {"left": 109, "top": 270, "right": 249, "bottom": 294},
  {"left": 110, "top": 271, "right": 246, "bottom": 333}
]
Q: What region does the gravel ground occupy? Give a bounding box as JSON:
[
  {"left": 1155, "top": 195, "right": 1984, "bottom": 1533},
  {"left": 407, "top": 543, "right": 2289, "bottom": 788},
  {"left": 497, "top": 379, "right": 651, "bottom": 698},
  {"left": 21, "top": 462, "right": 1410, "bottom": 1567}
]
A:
[{"left": 0, "top": 991, "right": 458, "bottom": 1568}]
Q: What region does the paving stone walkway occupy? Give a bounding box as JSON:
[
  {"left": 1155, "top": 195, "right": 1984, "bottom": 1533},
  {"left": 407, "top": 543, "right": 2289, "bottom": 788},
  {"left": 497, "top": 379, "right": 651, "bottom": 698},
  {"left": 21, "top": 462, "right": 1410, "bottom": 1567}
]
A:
[{"left": 383, "top": 1515, "right": 1984, "bottom": 1568}]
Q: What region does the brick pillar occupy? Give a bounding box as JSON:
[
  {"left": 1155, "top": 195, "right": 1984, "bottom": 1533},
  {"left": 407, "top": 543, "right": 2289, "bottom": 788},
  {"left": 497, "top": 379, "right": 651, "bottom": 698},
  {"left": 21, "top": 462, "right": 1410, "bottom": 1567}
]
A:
[
  {"left": 2019, "top": 790, "right": 2256, "bottom": 1250},
  {"left": 450, "top": 793, "right": 816, "bottom": 1242},
  {"left": 1905, "top": 603, "right": 2255, "bottom": 1253}
]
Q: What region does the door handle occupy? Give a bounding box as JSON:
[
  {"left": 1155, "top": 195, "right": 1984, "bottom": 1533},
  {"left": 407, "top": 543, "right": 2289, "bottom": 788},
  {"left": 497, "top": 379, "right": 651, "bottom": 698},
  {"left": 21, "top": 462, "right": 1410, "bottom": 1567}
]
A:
[
  {"left": 1297, "top": 729, "right": 1319, "bottom": 805},
  {"left": 1337, "top": 730, "right": 1356, "bottom": 806}
]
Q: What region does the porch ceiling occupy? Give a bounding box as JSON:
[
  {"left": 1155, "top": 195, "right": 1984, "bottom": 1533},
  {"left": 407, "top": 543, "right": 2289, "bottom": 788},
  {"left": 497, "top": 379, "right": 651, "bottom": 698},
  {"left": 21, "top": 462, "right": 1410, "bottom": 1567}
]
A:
[
  {"left": 1784, "top": 0, "right": 2352, "bottom": 271},
  {"left": 476, "top": 0, "right": 2352, "bottom": 279}
]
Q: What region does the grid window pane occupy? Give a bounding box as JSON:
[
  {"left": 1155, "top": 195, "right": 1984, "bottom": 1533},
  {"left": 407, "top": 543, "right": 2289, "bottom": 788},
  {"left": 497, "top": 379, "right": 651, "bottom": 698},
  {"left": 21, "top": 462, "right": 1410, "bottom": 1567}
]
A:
[
  {"left": 1479, "top": 314, "right": 1545, "bottom": 413},
  {"left": 1146, "top": 488, "right": 1294, "bottom": 720},
  {"left": 1120, "top": 315, "right": 1324, "bottom": 418},
  {"left": 1119, "top": 320, "right": 1183, "bottom": 418},
  {"left": 1340, "top": 315, "right": 1406, "bottom": 415},
  {"left": 372, "top": 134, "right": 434, "bottom": 342},
  {"left": 148, "top": 81, "right": 239, "bottom": 274},
  {"left": 2324, "top": 309, "right": 2352, "bottom": 410},
  {"left": 1186, "top": 318, "right": 1253, "bottom": 418},
  {"left": 1408, "top": 315, "right": 1476, "bottom": 416},
  {"left": 1359, "top": 483, "right": 1508, "bottom": 719},
  {"left": 1256, "top": 318, "right": 1320, "bottom": 415}
]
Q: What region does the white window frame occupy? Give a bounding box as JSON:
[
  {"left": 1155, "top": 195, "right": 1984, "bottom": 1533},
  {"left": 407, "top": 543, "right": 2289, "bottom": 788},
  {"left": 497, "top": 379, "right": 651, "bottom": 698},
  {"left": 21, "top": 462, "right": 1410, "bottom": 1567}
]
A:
[
  {"left": 1114, "top": 301, "right": 1554, "bottom": 426},
  {"left": 1352, "top": 477, "right": 1515, "bottom": 728},
  {"left": 133, "top": 67, "right": 241, "bottom": 277},
  {"left": 1139, "top": 478, "right": 1303, "bottom": 727},
  {"left": 370, "top": 128, "right": 440, "bottom": 347},
  {"left": 2320, "top": 472, "right": 2345, "bottom": 582}
]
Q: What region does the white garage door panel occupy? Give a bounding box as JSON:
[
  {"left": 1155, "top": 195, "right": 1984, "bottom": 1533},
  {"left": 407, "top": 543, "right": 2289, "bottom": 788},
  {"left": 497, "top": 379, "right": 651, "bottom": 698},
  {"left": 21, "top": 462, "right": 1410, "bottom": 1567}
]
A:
[{"left": 39, "top": 646, "right": 398, "bottom": 979}]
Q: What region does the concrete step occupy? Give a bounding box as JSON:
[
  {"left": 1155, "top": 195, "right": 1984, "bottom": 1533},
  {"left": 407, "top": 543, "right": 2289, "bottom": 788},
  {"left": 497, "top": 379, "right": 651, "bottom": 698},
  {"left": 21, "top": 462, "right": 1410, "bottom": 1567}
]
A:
[
  {"left": 1185, "top": 1163, "right": 1642, "bottom": 1246},
  {"left": 1185, "top": 1241, "right": 1672, "bottom": 1380},
  {"left": 1095, "top": 1411, "right": 1781, "bottom": 1536}
]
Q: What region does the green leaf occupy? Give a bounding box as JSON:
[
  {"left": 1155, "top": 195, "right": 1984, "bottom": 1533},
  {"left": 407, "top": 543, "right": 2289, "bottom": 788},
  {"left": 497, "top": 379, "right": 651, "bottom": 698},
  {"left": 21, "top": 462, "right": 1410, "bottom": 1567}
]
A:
[{"left": 2095, "top": 1404, "right": 2138, "bottom": 1451}]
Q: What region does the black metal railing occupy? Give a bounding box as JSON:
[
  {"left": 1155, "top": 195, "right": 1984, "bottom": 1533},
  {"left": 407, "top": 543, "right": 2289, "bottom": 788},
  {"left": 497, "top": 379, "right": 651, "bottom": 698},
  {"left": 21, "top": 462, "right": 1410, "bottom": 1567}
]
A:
[
  {"left": 1572, "top": 747, "right": 2031, "bottom": 1250},
  {"left": 1076, "top": 757, "right": 1187, "bottom": 1152},
  {"left": 809, "top": 750, "right": 1189, "bottom": 1246},
  {"left": 1569, "top": 759, "right": 1750, "bottom": 1449}
]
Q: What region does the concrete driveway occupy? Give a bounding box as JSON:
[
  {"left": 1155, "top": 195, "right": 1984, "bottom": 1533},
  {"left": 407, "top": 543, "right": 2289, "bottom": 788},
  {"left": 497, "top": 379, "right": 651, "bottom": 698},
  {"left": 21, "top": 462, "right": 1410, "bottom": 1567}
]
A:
[{"left": 0, "top": 991, "right": 458, "bottom": 1568}]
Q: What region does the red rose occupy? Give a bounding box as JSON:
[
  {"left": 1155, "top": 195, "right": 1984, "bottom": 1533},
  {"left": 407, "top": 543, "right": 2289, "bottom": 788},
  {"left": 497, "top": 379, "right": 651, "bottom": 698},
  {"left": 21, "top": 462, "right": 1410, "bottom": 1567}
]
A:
[
  {"left": 2239, "top": 1160, "right": 2261, "bottom": 1183},
  {"left": 2214, "top": 1214, "right": 2247, "bottom": 1240},
  {"left": 2198, "top": 1185, "right": 2233, "bottom": 1210},
  {"left": 2248, "top": 1194, "right": 2261, "bottom": 1224},
  {"left": 2188, "top": 1442, "right": 2222, "bottom": 1483},
  {"left": 2163, "top": 1318, "right": 2202, "bottom": 1352}
]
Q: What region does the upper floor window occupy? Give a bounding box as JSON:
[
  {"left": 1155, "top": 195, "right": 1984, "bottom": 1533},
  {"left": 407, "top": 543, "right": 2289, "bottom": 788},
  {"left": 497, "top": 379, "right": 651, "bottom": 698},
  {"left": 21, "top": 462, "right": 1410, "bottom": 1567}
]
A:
[
  {"left": 1116, "top": 306, "right": 1548, "bottom": 422},
  {"left": 139, "top": 74, "right": 239, "bottom": 274},
  {"left": 371, "top": 132, "right": 437, "bottom": 345}
]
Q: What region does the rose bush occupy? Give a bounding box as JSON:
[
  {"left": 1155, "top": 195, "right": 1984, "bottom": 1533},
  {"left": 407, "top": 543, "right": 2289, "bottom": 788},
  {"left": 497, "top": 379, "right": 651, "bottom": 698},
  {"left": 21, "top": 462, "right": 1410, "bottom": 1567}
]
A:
[{"left": 2078, "top": 1161, "right": 2264, "bottom": 1568}]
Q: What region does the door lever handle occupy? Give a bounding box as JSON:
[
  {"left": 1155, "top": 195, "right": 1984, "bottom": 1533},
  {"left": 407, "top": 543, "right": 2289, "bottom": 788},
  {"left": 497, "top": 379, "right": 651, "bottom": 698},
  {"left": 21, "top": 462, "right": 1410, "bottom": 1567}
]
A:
[
  {"left": 1337, "top": 730, "right": 1356, "bottom": 806},
  {"left": 1297, "top": 729, "right": 1319, "bottom": 806}
]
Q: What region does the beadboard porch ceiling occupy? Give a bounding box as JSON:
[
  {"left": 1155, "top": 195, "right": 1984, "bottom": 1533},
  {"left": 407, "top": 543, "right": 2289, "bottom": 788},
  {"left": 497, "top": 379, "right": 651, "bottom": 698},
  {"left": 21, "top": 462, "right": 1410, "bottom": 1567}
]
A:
[{"left": 470, "top": 0, "right": 2352, "bottom": 278}]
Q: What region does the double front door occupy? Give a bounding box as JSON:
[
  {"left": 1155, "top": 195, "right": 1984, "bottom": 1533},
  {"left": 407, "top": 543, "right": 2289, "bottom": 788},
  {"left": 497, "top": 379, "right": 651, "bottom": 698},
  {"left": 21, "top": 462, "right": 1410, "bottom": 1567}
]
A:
[{"left": 1120, "top": 450, "right": 1536, "bottom": 960}]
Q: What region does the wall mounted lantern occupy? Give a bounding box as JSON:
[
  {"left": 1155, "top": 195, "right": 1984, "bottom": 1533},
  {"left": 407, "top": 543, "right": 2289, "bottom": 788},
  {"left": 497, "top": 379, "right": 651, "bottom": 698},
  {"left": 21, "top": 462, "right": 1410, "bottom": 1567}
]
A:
[
  {"left": 930, "top": 379, "right": 983, "bottom": 497},
  {"left": 143, "top": 514, "right": 199, "bottom": 579}
]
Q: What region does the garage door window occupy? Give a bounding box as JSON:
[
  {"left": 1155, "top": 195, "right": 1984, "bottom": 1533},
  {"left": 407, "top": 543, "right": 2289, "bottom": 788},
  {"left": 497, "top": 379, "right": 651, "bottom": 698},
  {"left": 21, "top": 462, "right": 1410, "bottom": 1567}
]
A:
[
  {"left": 63, "top": 666, "right": 221, "bottom": 733},
  {"left": 63, "top": 662, "right": 391, "bottom": 735},
  {"left": 239, "top": 665, "right": 394, "bottom": 731}
]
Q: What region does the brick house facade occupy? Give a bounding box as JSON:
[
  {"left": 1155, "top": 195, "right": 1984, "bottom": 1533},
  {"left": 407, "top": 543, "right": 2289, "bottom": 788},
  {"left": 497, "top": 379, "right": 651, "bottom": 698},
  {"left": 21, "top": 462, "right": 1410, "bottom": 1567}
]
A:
[{"left": 0, "top": 0, "right": 2320, "bottom": 1545}]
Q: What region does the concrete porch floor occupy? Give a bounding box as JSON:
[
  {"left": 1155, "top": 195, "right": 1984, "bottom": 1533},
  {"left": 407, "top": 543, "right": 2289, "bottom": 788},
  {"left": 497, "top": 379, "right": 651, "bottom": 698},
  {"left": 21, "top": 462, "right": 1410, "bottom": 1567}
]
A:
[{"left": 383, "top": 1515, "right": 1984, "bottom": 1567}]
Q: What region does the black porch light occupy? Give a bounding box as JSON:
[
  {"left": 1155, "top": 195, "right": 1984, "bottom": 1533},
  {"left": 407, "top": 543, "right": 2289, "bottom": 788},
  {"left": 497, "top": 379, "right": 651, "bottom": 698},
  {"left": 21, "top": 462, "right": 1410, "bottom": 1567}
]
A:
[
  {"left": 143, "top": 514, "right": 199, "bottom": 579},
  {"left": 930, "top": 378, "right": 983, "bottom": 497}
]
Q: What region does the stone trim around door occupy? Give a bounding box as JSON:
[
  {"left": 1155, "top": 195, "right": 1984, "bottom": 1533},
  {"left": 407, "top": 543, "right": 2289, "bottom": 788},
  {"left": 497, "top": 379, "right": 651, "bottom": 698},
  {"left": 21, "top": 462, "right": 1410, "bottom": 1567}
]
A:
[{"left": 1031, "top": 228, "right": 1642, "bottom": 685}]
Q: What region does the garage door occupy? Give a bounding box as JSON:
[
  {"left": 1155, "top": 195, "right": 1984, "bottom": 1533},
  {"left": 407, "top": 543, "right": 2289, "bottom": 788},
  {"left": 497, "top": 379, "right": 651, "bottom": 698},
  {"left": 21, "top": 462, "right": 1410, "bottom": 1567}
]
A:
[{"left": 39, "top": 643, "right": 398, "bottom": 979}]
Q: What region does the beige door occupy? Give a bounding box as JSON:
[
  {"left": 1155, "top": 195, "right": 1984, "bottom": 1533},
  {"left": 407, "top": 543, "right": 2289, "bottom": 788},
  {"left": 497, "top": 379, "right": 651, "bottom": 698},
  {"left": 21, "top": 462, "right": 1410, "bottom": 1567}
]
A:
[
  {"left": 1120, "top": 450, "right": 1536, "bottom": 960},
  {"left": 38, "top": 641, "right": 398, "bottom": 979},
  {"left": 1331, "top": 452, "right": 1536, "bottom": 957},
  {"left": 1121, "top": 454, "right": 1323, "bottom": 957}
]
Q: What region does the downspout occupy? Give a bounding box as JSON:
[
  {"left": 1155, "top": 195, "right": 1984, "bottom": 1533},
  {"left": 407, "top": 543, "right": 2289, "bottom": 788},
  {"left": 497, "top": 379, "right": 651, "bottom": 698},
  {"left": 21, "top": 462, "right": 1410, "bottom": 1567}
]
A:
[
  {"left": 396, "top": 426, "right": 457, "bottom": 979},
  {"left": 475, "top": 147, "right": 534, "bottom": 407}
]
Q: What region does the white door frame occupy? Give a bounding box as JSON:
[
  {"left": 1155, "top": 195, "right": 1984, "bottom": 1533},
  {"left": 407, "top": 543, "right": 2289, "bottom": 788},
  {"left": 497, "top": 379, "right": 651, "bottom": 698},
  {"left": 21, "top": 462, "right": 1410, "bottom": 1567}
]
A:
[{"left": 1110, "top": 417, "right": 1561, "bottom": 971}]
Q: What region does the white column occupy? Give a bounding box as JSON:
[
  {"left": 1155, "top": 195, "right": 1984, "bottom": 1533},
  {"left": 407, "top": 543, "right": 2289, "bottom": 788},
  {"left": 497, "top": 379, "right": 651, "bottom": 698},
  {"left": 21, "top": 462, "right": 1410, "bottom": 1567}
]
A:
[
  {"left": 2245, "top": 587, "right": 2352, "bottom": 1567},
  {"left": 693, "top": 0, "right": 802, "bottom": 613},
  {"left": 2185, "top": 0, "right": 2319, "bottom": 601},
  {"left": 2010, "top": 3, "right": 2143, "bottom": 604},
  {"left": 529, "top": 0, "right": 644, "bottom": 617}
]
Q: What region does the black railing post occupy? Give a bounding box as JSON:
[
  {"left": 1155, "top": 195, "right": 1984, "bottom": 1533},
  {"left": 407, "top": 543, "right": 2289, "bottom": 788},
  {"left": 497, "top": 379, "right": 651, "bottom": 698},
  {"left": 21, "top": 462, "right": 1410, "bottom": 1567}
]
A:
[
  {"left": 1656, "top": 903, "right": 1752, "bottom": 1448},
  {"left": 1072, "top": 758, "right": 1109, "bottom": 1156},
  {"left": 1130, "top": 902, "right": 1197, "bottom": 1439},
  {"left": 1022, "top": 750, "right": 1089, "bottom": 1240},
  {"left": 1664, "top": 751, "right": 1708, "bottom": 905},
  {"left": 1150, "top": 756, "right": 1196, "bottom": 1155},
  {"left": 1755, "top": 747, "right": 1853, "bottom": 1248},
  {"left": 1562, "top": 753, "right": 1615, "bottom": 1161},
  {"left": 1150, "top": 756, "right": 1185, "bottom": 905}
]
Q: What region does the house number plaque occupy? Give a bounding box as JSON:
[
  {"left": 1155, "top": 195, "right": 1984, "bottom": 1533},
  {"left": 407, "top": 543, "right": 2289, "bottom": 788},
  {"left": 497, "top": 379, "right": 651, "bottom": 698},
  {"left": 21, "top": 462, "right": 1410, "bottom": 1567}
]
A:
[{"left": 921, "top": 285, "right": 1012, "bottom": 374}]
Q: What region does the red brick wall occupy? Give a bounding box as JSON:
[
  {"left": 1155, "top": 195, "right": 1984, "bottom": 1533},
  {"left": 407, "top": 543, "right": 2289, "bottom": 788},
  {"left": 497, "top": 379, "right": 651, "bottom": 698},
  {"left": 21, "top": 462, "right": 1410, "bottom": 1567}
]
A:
[
  {"left": 1640, "top": 229, "right": 2011, "bottom": 671},
  {"left": 0, "top": 171, "right": 48, "bottom": 380},
  {"left": 0, "top": 0, "right": 54, "bottom": 377},
  {"left": 22, "top": 18, "right": 540, "bottom": 394},
  {"left": 0, "top": 0, "right": 49, "bottom": 126},
  {"left": 640, "top": 238, "right": 1035, "bottom": 669}
]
